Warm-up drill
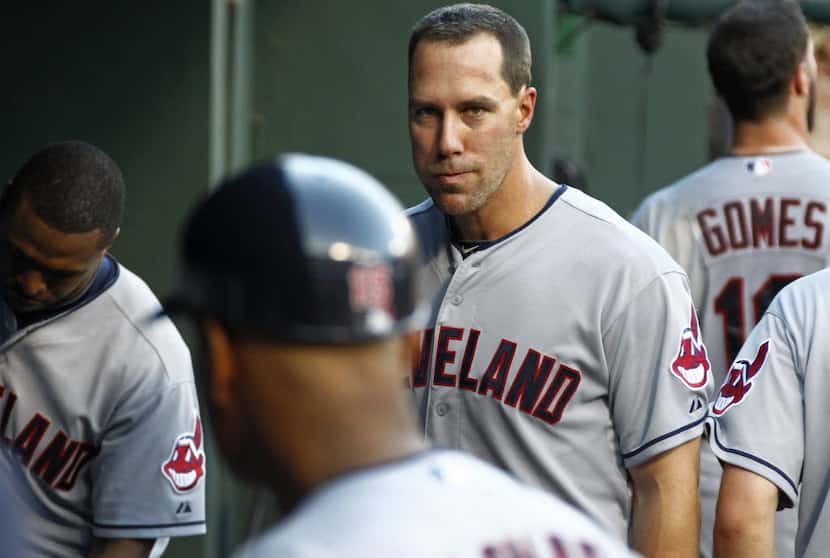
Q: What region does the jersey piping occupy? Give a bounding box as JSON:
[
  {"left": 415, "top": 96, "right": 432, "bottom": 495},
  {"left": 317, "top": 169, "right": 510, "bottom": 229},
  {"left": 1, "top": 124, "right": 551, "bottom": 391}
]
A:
[
  {"left": 710, "top": 419, "right": 799, "bottom": 497},
  {"left": 622, "top": 414, "right": 708, "bottom": 459}
]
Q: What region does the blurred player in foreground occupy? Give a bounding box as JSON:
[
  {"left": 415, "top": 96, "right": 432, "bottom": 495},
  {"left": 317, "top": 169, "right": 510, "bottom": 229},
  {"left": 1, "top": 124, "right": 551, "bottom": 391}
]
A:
[{"left": 161, "top": 154, "right": 637, "bottom": 558}]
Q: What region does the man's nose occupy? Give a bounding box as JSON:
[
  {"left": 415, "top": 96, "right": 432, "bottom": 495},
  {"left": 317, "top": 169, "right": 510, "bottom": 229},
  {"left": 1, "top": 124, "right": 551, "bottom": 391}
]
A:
[
  {"left": 15, "top": 270, "right": 47, "bottom": 298},
  {"left": 438, "top": 115, "right": 464, "bottom": 156}
]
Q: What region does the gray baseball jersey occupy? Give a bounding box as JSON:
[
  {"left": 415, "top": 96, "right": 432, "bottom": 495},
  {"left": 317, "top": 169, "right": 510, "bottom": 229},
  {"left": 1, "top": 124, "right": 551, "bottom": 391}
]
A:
[
  {"left": 234, "top": 450, "right": 639, "bottom": 558},
  {"left": 0, "top": 258, "right": 206, "bottom": 557},
  {"left": 631, "top": 150, "right": 830, "bottom": 557},
  {"left": 709, "top": 267, "right": 830, "bottom": 558},
  {"left": 407, "top": 186, "right": 713, "bottom": 540}
]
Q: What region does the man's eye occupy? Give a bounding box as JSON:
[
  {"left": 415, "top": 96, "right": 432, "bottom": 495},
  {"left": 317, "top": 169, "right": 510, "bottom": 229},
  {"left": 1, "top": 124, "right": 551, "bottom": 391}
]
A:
[
  {"left": 465, "top": 107, "right": 486, "bottom": 117},
  {"left": 413, "top": 107, "right": 437, "bottom": 119}
]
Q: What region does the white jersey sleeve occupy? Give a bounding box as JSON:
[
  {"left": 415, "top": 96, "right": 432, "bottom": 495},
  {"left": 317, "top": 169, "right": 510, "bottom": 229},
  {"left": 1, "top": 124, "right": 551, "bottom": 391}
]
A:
[
  {"left": 92, "top": 378, "right": 205, "bottom": 538},
  {"left": 709, "top": 292, "right": 803, "bottom": 508},
  {"left": 607, "top": 271, "right": 710, "bottom": 466}
]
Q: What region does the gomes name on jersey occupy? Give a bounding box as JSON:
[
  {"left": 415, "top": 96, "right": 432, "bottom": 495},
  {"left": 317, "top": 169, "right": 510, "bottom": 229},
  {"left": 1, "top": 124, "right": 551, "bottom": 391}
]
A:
[
  {"left": 412, "top": 326, "right": 581, "bottom": 426},
  {"left": 697, "top": 196, "right": 827, "bottom": 256},
  {"left": 0, "top": 384, "right": 97, "bottom": 491}
]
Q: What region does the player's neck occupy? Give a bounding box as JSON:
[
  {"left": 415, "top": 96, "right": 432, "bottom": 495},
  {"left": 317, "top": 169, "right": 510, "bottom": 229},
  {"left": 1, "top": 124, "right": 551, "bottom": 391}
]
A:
[
  {"left": 270, "top": 359, "right": 428, "bottom": 502},
  {"left": 451, "top": 156, "right": 555, "bottom": 242},
  {"left": 731, "top": 115, "right": 810, "bottom": 156}
]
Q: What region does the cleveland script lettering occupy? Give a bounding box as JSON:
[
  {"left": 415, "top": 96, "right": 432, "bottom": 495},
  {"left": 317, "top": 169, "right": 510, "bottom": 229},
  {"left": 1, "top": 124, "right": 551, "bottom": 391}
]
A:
[
  {"left": 413, "top": 327, "right": 582, "bottom": 426},
  {"left": 0, "top": 385, "right": 98, "bottom": 491}
]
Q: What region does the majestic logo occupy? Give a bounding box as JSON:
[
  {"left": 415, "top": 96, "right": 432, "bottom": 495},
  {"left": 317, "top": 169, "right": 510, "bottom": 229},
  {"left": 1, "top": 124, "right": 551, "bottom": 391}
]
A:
[
  {"left": 161, "top": 416, "right": 205, "bottom": 493},
  {"left": 671, "top": 305, "right": 711, "bottom": 390},
  {"left": 712, "top": 340, "right": 770, "bottom": 416}
]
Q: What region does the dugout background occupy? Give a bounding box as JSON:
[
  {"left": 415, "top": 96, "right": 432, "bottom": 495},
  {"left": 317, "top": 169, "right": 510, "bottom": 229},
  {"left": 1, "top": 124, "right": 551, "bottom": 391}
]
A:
[{"left": 0, "top": 1, "right": 814, "bottom": 556}]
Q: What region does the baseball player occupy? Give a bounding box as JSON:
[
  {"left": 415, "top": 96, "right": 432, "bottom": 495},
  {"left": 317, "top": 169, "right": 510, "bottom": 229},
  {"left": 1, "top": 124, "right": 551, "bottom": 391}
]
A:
[
  {"left": 631, "top": 2, "right": 825, "bottom": 555},
  {"left": 161, "top": 154, "right": 638, "bottom": 558},
  {"left": 0, "top": 142, "right": 205, "bottom": 557},
  {"left": 708, "top": 268, "right": 830, "bottom": 558},
  {"left": 406, "top": 5, "right": 713, "bottom": 556}
]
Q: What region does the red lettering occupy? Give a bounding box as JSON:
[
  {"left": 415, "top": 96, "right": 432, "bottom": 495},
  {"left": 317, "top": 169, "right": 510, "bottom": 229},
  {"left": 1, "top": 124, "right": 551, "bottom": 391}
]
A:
[
  {"left": 803, "top": 201, "right": 826, "bottom": 250},
  {"left": 697, "top": 208, "right": 727, "bottom": 256},
  {"left": 533, "top": 365, "right": 581, "bottom": 425},
  {"left": 750, "top": 198, "right": 776, "bottom": 248},
  {"left": 779, "top": 198, "right": 800, "bottom": 247},
  {"left": 14, "top": 414, "right": 51, "bottom": 466},
  {"left": 55, "top": 442, "right": 98, "bottom": 492},
  {"left": 477, "top": 340, "right": 517, "bottom": 401},
  {"left": 30, "top": 431, "right": 80, "bottom": 486},
  {"left": 412, "top": 328, "right": 434, "bottom": 388},
  {"left": 724, "top": 201, "right": 749, "bottom": 249},
  {"left": 504, "top": 350, "right": 557, "bottom": 412},
  {"left": 458, "top": 329, "right": 481, "bottom": 392},
  {"left": 433, "top": 326, "right": 463, "bottom": 387}
]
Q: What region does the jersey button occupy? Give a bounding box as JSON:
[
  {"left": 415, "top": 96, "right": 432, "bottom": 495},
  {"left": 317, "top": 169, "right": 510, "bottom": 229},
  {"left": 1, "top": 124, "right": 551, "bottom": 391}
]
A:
[
  {"left": 435, "top": 402, "right": 449, "bottom": 416},
  {"left": 450, "top": 294, "right": 463, "bottom": 305}
]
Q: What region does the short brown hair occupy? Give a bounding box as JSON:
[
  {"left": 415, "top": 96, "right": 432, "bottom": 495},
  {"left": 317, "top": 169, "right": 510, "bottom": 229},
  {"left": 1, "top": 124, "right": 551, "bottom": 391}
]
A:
[
  {"left": 408, "top": 3, "right": 532, "bottom": 95},
  {"left": 707, "top": 0, "right": 809, "bottom": 122}
]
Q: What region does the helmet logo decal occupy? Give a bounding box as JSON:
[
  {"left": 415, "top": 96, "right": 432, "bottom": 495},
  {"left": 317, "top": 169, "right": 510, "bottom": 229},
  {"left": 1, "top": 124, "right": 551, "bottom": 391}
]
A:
[
  {"left": 712, "top": 340, "right": 770, "bottom": 416},
  {"left": 671, "top": 305, "right": 711, "bottom": 390},
  {"left": 347, "top": 263, "right": 394, "bottom": 316},
  {"left": 161, "top": 416, "right": 206, "bottom": 493}
]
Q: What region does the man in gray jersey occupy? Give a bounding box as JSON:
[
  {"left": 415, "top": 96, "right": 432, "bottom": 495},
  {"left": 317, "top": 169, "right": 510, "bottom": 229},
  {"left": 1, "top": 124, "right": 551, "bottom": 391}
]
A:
[
  {"left": 709, "top": 268, "right": 830, "bottom": 558},
  {"left": 0, "top": 142, "right": 205, "bottom": 557},
  {"left": 406, "top": 4, "right": 713, "bottom": 556},
  {"left": 162, "top": 154, "right": 637, "bottom": 558},
  {"left": 631, "top": 2, "right": 825, "bottom": 555}
]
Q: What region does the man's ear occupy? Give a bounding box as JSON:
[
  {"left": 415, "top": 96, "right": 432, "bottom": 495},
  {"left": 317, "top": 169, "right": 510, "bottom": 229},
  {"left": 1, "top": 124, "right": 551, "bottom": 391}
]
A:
[
  {"left": 97, "top": 227, "right": 120, "bottom": 254},
  {"left": 516, "top": 85, "right": 538, "bottom": 134},
  {"left": 794, "top": 60, "right": 812, "bottom": 97},
  {"left": 202, "top": 318, "right": 239, "bottom": 409}
]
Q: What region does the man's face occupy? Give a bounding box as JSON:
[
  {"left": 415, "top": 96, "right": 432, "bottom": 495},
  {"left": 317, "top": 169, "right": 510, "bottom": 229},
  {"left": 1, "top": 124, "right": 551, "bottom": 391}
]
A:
[
  {"left": 0, "top": 195, "right": 106, "bottom": 314},
  {"left": 409, "top": 33, "right": 525, "bottom": 217}
]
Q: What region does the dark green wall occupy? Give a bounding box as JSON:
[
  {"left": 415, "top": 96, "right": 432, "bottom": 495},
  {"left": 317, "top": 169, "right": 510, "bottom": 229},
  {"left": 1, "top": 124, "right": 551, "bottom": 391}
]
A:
[
  {"left": 0, "top": 2, "right": 211, "bottom": 296},
  {"left": 251, "top": 0, "right": 557, "bottom": 207}
]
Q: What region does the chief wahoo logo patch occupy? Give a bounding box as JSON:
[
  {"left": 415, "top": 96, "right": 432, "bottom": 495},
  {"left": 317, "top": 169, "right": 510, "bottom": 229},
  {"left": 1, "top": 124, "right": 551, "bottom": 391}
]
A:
[
  {"left": 162, "top": 416, "right": 206, "bottom": 493},
  {"left": 712, "top": 340, "right": 770, "bottom": 416},
  {"left": 671, "top": 305, "right": 711, "bottom": 390}
]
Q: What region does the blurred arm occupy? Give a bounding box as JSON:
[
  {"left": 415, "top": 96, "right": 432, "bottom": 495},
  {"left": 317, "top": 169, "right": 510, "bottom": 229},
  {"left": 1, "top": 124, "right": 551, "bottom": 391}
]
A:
[{"left": 88, "top": 537, "right": 154, "bottom": 558}]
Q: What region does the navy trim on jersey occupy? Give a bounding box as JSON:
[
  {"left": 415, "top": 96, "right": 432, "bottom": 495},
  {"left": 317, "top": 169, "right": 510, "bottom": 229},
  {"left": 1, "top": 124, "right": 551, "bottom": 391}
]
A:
[
  {"left": 448, "top": 184, "right": 568, "bottom": 257},
  {"left": 622, "top": 414, "right": 707, "bottom": 460},
  {"left": 14, "top": 254, "right": 120, "bottom": 329},
  {"left": 710, "top": 420, "right": 798, "bottom": 497},
  {"left": 93, "top": 520, "right": 206, "bottom": 530}
]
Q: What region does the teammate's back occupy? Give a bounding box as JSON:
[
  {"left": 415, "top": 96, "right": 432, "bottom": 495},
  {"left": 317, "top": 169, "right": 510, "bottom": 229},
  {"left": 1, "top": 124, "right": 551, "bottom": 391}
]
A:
[
  {"left": 235, "top": 450, "right": 636, "bottom": 558},
  {"left": 633, "top": 150, "right": 830, "bottom": 377}
]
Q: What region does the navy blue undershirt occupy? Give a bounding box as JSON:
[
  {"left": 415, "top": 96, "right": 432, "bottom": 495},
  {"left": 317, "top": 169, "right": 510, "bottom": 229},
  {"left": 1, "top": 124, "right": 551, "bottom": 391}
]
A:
[{"left": 14, "top": 254, "right": 119, "bottom": 329}]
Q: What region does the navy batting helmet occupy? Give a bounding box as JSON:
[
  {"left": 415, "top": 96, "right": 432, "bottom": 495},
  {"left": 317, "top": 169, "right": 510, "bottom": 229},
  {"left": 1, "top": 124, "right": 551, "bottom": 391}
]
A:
[{"left": 164, "top": 154, "right": 426, "bottom": 343}]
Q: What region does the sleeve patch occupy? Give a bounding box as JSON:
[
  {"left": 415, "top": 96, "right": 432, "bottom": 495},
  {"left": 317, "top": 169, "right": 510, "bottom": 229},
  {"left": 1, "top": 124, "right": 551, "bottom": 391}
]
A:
[
  {"left": 161, "top": 415, "right": 206, "bottom": 493},
  {"left": 670, "top": 304, "right": 711, "bottom": 391},
  {"left": 712, "top": 340, "right": 770, "bottom": 416}
]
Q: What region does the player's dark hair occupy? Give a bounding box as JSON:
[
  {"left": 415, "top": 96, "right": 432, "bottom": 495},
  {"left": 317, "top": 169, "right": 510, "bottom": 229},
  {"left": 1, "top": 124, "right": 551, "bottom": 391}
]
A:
[
  {"left": 1, "top": 141, "right": 125, "bottom": 245},
  {"left": 409, "top": 3, "right": 532, "bottom": 95},
  {"left": 707, "top": 0, "right": 809, "bottom": 122}
]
